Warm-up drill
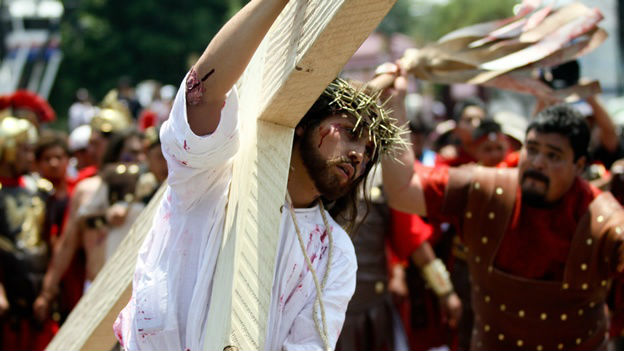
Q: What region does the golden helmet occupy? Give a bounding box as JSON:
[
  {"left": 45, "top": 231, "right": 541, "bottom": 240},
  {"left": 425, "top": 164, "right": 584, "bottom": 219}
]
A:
[
  {"left": 0, "top": 116, "right": 38, "bottom": 163},
  {"left": 90, "top": 90, "right": 132, "bottom": 134}
]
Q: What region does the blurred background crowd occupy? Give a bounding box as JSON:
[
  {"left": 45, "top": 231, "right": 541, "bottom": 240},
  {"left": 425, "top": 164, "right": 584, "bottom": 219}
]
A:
[{"left": 2, "top": 0, "right": 624, "bottom": 350}]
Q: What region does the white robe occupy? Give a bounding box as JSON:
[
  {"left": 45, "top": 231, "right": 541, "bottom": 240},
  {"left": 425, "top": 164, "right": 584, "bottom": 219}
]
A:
[{"left": 115, "top": 76, "right": 357, "bottom": 351}]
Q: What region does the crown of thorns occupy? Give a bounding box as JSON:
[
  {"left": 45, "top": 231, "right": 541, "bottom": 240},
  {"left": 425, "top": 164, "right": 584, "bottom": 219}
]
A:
[{"left": 322, "top": 78, "right": 407, "bottom": 160}]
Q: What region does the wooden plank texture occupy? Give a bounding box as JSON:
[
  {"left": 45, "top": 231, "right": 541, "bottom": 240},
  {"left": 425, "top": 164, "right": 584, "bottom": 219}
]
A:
[
  {"left": 205, "top": 1, "right": 396, "bottom": 350},
  {"left": 46, "top": 185, "right": 166, "bottom": 351},
  {"left": 47, "top": 0, "right": 396, "bottom": 350}
]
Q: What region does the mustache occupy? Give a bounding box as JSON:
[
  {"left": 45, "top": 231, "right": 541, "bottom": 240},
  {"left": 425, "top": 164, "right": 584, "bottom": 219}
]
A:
[
  {"left": 522, "top": 169, "right": 550, "bottom": 184},
  {"left": 327, "top": 156, "right": 351, "bottom": 165}
]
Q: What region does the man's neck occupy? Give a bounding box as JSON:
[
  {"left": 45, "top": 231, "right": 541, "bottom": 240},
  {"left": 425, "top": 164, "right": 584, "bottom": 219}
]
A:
[{"left": 287, "top": 145, "right": 320, "bottom": 208}]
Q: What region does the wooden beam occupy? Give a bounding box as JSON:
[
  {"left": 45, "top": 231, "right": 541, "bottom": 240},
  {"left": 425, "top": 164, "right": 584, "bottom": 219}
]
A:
[
  {"left": 46, "top": 185, "right": 166, "bottom": 351},
  {"left": 205, "top": 1, "right": 396, "bottom": 350},
  {"left": 47, "top": 0, "right": 396, "bottom": 350}
]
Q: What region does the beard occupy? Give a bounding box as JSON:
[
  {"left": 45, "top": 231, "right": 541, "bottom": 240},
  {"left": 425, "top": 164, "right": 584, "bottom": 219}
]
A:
[
  {"left": 520, "top": 169, "right": 551, "bottom": 208},
  {"left": 299, "top": 129, "right": 354, "bottom": 201}
]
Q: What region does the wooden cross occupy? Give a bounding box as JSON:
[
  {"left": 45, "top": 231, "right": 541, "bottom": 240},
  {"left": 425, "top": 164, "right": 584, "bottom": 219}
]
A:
[{"left": 46, "top": 1, "right": 396, "bottom": 350}]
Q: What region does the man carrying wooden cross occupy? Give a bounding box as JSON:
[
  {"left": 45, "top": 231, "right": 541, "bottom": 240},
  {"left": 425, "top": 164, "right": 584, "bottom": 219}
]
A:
[{"left": 113, "top": 0, "right": 406, "bottom": 350}]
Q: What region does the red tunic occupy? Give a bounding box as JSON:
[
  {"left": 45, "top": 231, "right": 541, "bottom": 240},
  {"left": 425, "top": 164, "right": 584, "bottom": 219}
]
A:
[
  {"left": 0, "top": 177, "right": 59, "bottom": 351},
  {"left": 67, "top": 165, "right": 98, "bottom": 194},
  {"left": 435, "top": 146, "right": 477, "bottom": 167},
  {"left": 421, "top": 166, "right": 601, "bottom": 280}
]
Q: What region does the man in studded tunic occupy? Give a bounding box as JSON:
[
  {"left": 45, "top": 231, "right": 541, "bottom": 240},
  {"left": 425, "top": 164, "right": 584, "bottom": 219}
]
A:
[{"left": 380, "top": 66, "right": 624, "bottom": 351}]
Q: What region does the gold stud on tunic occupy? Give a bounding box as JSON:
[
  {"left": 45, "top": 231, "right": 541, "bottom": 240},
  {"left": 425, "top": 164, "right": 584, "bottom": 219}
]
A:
[
  {"left": 481, "top": 236, "right": 488, "bottom": 244},
  {"left": 536, "top": 345, "right": 543, "bottom": 351},
  {"left": 500, "top": 304, "right": 506, "bottom": 312},
  {"left": 475, "top": 256, "right": 481, "bottom": 263},
  {"left": 474, "top": 182, "right": 480, "bottom": 190},
  {"left": 518, "top": 310, "right": 525, "bottom": 318},
  {"left": 576, "top": 338, "right": 582, "bottom": 345},
  {"left": 488, "top": 212, "right": 495, "bottom": 220},
  {"left": 562, "top": 283, "right": 569, "bottom": 290},
  {"left": 517, "top": 340, "right": 524, "bottom": 347},
  {"left": 498, "top": 334, "right": 505, "bottom": 341},
  {"left": 581, "top": 263, "right": 587, "bottom": 271},
  {"left": 560, "top": 314, "right": 567, "bottom": 321},
  {"left": 540, "top": 313, "right": 548, "bottom": 320},
  {"left": 488, "top": 266, "right": 493, "bottom": 273},
  {"left": 601, "top": 280, "right": 607, "bottom": 287},
  {"left": 485, "top": 295, "right": 491, "bottom": 303},
  {"left": 578, "top": 309, "right": 584, "bottom": 316},
  {"left": 466, "top": 211, "right": 472, "bottom": 219},
  {"left": 557, "top": 343, "right": 564, "bottom": 350},
  {"left": 586, "top": 238, "right": 593, "bottom": 245},
  {"left": 589, "top": 302, "right": 596, "bottom": 308},
  {"left": 484, "top": 325, "right": 491, "bottom": 332},
  {"left": 582, "top": 283, "right": 588, "bottom": 290}
]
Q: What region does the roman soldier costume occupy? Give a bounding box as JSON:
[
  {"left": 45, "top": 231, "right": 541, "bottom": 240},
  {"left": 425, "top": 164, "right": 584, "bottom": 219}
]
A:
[
  {"left": 0, "top": 116, "right": 58, "bottom": 350},
  {"left": 427, "top": 165, "right": 624, "bottom": 350}
]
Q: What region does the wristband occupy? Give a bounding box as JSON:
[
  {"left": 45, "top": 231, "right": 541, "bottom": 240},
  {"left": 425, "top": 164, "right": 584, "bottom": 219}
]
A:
[{"left": 421, "top": 258, "right": 454, "bottom": 296}]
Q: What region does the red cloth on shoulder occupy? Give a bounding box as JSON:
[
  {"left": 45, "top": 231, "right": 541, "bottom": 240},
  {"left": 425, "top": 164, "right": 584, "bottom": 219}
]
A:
[
  {"left": 420, "top": 166, "right": 602, "bottom": 280},
  {"left": 67, "top": 166, "right": 98, "bottom": 194},
  {"left": 435, "top": 146, "right": 476, "bottom": 167}
]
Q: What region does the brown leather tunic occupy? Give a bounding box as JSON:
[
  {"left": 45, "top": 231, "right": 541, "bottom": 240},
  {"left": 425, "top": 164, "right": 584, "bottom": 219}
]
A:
[{"left": 443, "top": 166, "right": 624, "bottom": 351}]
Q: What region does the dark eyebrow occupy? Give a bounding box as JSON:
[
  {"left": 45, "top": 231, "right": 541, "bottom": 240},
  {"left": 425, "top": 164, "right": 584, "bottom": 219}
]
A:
[
  {"left": 545, "top": 143, "right": 564, "bottom": 154},
  {"left": 526, "top": 140, "right": 564, "bottom": 154}
]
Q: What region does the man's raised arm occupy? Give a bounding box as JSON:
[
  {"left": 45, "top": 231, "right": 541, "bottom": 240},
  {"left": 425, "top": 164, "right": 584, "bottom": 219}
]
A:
[
  {"left": 373, "top": 68, "right": 428, "bottom": 216},
  {"left": 186, "top": 0, "right": 289, "bottom": 136}
]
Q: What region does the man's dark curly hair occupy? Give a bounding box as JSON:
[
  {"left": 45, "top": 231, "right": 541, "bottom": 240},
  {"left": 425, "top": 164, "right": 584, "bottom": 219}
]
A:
[{"left": 526, "top": 104, "right": 590, "bottom": 161}]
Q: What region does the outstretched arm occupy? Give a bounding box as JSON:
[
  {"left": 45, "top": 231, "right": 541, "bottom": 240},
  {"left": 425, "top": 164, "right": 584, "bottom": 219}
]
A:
[
  {"left": 587, "top": 95, "right": 619, "bottom": 153},
  {"left": 372, "top": 67, "right": 427, "bottom": 216},
  {"left": 187, "top": 0, "right": 290, "bottom": 136}
]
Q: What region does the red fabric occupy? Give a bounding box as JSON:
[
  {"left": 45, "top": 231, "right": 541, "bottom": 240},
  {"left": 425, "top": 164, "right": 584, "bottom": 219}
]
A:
[
  {"left": 10, "top": 90, "right": 56, "bottom": 122},
  {"left": 0, "top": 176, "right": 22, "bottom": 187},
  {"left": 497, "top": 178, "right": 601, "bottom": 280},
  {"left": 419, "top": 164, "right": 452, "bottom": 223},
  {"left": 1, "top": 318, "right": 58, "bottom": 351},
  {"left": 498, "top": 150, "right": 520, "bottom": 168},
  {"left": 422, "top": 167, "right": 602, "bottom": 280},
  {"left": 389, "top": 209, "right": 434, "bottom": 261},
  {"left": 138, "top": 110, "right": 157, "bottom": 131},
  {"left": 610, "top": 279, "right": 624, "bottom": 337},
  {"left": 0, "top": 95, "right": 11, "bottom": 110},
  {"left": 67, "top": 166, "right": 98, "bottom": 194},
  {"left": 435, "top": 147, "right": 477, "bottom": 167}
]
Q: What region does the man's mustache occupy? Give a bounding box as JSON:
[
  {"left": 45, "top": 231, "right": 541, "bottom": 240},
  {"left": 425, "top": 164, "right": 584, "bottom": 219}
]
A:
[
  {"left": 327, "top": 156, "right": 350, "bottom": 165},
  {"left": 522, "top": 169, "right": 550, "bottom": 185}
]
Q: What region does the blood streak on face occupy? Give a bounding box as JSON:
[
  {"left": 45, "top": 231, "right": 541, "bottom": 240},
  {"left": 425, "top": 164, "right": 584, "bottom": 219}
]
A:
[{"left": 317, "top": 125, "right": 331, "bottom": 148}]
